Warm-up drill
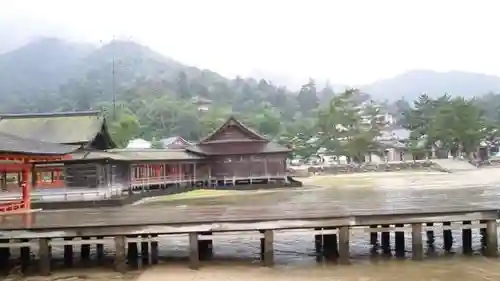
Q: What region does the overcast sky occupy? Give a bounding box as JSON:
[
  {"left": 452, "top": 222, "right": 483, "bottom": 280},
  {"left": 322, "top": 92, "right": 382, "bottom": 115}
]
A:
[{"left": 1, "top": 0, "right": 499, "bottom": 85}]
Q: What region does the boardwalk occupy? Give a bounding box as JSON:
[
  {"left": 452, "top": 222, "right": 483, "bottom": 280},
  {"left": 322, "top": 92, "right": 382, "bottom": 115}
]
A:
[{"left": 1, "top": 169, "right": 500, "bottom": 230}]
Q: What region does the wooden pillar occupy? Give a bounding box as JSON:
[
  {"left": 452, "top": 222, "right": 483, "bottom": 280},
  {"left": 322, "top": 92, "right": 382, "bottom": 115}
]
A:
[
  {"left": 1, "top": 171, "right": 6, "bottom": 191},
  {"left": 394, "top": 224, "right": 405, "bottom": 257},
  {"left": 20, "top": 239, "right": 30, "bottom": 273},
  {"left": 263, "top": 230, "right": 274, "bottom": 267},
  {"left": 485, "top": 220, "right": 498, "bottom": 257},
  {"left": 114, "top": 236, "right": 127, "bottom": 273},
  {"left": 155, "top": 164, "right": 161, "bottom": 180},
  {"left": 381, "top": 225, "right": 391, "bottom": 255},
  {"left": 81, "top": 237, "right": 91, "bottom": 261},
  {"left": 141, "top": 236, "right": 150, "bottom": 265},
  {"left": 0, "top": 239, "right": 10, "bottom": 269},
  {"left": 63, "top": 238, "right": 74, "bottom": 267},
  {"left": 38, "top": 238, "right": 50, "bottom": 276},
  {"left": 21, "top": 165, "right": 30, "bottom": 209},
  {"left": 411, "top": 223, "right": 423, "bottom": 260},
  {"left": 30, "top": 164, "right": 37, "bottom": 189},
  {"left": 462, "top": 221, "right": 472, "bottom": 255},
  {"left": 369, "top": 225, "right": 378, "bottom": 249},
  {"left": 55, "top": 170, "right": 61, "bottom": 185},
  {"left": 443, "top": 222, "right": 453, "bottom": 252},
  {"left": 96, "top": 237, "right": 105, "bottom": 262},
  {"left": 189, "top": 233, "right": 200, "bottom": 270},
  {"left": 193, "top": 162, "right": 197, "bottom": 183},
  {"left": 338, "top": 226, "right": 350, "bottom": 264},
  {"left": 208, "top": 165, "right": 212, "bottom": 182},
  {"left": 151, "top": 234, "right": 159, "bottom": 265}
]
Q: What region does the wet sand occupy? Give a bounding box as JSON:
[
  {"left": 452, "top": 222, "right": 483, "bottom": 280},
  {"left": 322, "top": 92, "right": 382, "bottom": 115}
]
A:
[
  {"left": 16, "top": 258, "right": 500, "bottom": 281},
  {"left": 136, "top": 259, "right": 500, "bottom": 281}
]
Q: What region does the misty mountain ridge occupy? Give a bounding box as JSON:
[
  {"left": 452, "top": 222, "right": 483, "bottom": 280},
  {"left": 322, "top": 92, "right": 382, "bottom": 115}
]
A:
[
  {"left": 1, "top": 37, "right": 500, "bottom": 105},
  {"left": 360, "top": 70, "right": 500, "bottom": 101}
]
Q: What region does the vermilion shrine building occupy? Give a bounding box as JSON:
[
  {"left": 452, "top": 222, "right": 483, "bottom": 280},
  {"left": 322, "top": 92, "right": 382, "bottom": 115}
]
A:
[
  {"left": 0, "top": 111, "right": 292, "bottom": 201},
  {"left": 0, "top": 132, "right": 80, "bottom": 212}
]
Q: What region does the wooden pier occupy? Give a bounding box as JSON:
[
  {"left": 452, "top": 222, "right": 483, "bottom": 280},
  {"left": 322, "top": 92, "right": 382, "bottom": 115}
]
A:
[{"left": 2, "top": 176, "right": 500, "bottom": 275}]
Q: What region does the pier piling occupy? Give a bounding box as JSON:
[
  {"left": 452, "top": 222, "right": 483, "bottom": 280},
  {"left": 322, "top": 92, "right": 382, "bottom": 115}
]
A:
[
  {"left": 411, "top": 223, "right": 423, "bottom": 260},
  {"left": 369, "top": 225, "right": 378, "bottom": 248},
  {"left": 151, "top": 234, "right": 159, "bottom": 264},
  {"left": 96, "top": 236, "right": 104, "bottom": 261},
  {"left": 20, "top": 239, "right": 31, "bottom": 273},
  {"left": 141, "top": 235, "right": 150, "bottom": 265},
  {"left": 81, "top": 237, "right": 91, "bottom": 261},
  {"left": 381, "top": 224, "right": 391, "bottom": 255},
  {"left": 338, "top": 226, "right": 350, "bottom": 264},
  {"left": 114, "top": 236, "right": 127, "bottom": 273},
  {"left": 462, "top": 221, "right": 472, "bottom": 255},
  {"left": 263, "top": 230, "right": 274, "bottom": 267},
  {"left": 189, "top": 232, "right": 200, "bottom": 270},
  {"left": 0, "top": 239, "right": 10, "bottom": 269},
  {"left": 485, "top": 220, "right": 498, "bottom": 257},
  {"left": 63, "top": 237, "right": 73, "bottom": 267},
  {"left": 38, "top": 238, "right": 50, "bottom": 276},
  {"left": 443, "top": 222, "right": 453, "bottom": 252},
  {"left": 394, "top": 224, "right": 405, "bottom": 257}
]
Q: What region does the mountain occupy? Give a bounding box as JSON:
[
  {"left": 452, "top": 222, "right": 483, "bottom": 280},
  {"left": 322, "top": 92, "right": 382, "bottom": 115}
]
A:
[
  {"left": 2, "top": 38, "right": 500, "bottom": 111},
  {"left": 359, "top": 70, "right": 500, "bottom": 101},
  {"left": 0, "top": 37, "right": 95, "bottom": 101}
]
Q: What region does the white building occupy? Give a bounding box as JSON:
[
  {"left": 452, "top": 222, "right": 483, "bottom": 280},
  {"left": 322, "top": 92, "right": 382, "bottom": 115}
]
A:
[{"left": 126, "top": 138, "right": 152, "bottom": 149}]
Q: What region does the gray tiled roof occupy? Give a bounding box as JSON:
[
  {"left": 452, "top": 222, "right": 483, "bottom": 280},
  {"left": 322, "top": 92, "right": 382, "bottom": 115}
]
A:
[
  {"left": 0, "top": 111, "right": 109, "bottom": 145},
  {"left": 67, "top": 148, "right": 205, "bottom": 162},
  {"left": 0, "top": 132, "right": 80, "bottom": 155}
]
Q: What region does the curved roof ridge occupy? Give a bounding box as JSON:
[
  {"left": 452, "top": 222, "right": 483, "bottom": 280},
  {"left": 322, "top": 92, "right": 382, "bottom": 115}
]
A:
[{"left": 0, "top": 110, "right": 101, "bottom": 119}]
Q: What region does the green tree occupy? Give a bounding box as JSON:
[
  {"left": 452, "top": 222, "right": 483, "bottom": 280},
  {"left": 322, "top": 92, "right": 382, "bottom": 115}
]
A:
[{"left": 297, "top": 78, "right": 319, "bottom": 115}]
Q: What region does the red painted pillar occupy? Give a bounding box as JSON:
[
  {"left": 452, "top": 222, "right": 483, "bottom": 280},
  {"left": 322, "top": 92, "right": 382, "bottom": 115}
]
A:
[
  {"left": 155, "top": 164, "right": 161, "bottom": 179},
  {"left": 21, "top": 167, "right": 30, "bottom": 210},
  {"left": 56, "top": 170, "right": 63, "bottom": 186}
]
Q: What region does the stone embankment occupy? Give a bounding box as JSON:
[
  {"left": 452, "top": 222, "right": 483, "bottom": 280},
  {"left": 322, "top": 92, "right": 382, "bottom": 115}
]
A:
[{"left": 289, "top": 160, "right": 447, "bottom": 177}]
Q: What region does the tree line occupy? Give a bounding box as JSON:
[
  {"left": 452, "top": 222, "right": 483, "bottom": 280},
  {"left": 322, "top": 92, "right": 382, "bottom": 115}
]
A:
[{"left": 286, "top": 90, "right": 500, "bottom": 162}]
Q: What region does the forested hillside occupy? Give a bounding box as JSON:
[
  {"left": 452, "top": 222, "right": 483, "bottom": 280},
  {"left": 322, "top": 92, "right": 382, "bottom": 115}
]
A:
[{"left": 0, "top": 38, "right": 336, "bottom": 146}]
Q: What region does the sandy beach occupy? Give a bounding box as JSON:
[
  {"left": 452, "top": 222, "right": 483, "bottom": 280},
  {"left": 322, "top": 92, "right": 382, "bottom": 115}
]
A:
[{"left": 15, "top": 258, "right": 500, "bottom": 281}]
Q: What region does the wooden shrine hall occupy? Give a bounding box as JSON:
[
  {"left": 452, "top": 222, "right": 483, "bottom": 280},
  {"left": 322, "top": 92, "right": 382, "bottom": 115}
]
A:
[
  {"left": 0, "top": 111, "right": 116, "bottom": 190},
  {"left": 41, "top": 116, "right": 294, "bottom": 190},
  {"left": 0, "top": 132, "right": 80, "bottom": 212}
]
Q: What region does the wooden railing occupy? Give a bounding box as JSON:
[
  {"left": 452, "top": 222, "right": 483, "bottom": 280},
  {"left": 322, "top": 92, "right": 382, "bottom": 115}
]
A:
[
  {"left": 131, "top": 174, "right": 288, "bottom": 186},
  {"left": 0, "top": 187, "right": 124, "bottom": 203},
  {"left": 131, "top": 175, "right": 199, "bottom": 186},
  {"left": 0, "top": 200, "right": 27, "bottom": 213}
]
